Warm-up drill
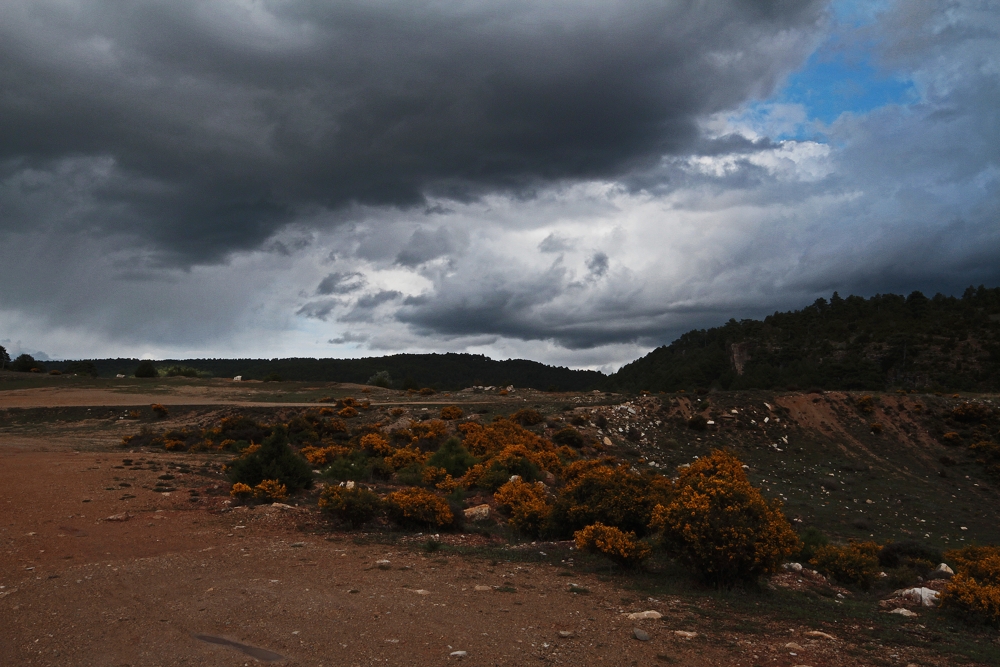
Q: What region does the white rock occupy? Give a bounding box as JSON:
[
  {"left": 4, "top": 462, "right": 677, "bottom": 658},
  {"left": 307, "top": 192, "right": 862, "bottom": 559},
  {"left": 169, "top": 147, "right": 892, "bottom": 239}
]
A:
[
  {"left": 674, "top": 631, "right": 697, "bottom": 639},
  {"left": 450, "top": 650, "right": 468, "bottom": 658},
  {"left": 509, "top": 475, "right": 522, "bottom": 483},
  {"left": 783, "top": 562, "right": 803, "bottom": 573},
  {"left": 890, "top": 608, "right": 918, "bottom": 617},
  {"left": 803, "top": 631, "right": 835, "bottom": 640},
  {"left": 474, "top": 585, "right": 491, "bottom": 592},
  {"left": 893, "top": 587, "right": 940, "bottom": 607},
  {"left": 603, "top": 437, "right": 613, "bottom": 446},
  {"left": 626, "top": 610, "right": 662, "bottom": 620},
  {"left": 934, "top": 563, "right": 955, "bottom": 579}
]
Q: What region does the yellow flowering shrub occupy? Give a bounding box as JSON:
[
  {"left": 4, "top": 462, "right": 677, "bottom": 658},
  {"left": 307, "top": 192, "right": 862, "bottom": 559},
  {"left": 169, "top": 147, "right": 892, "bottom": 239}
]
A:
[
  {"left": 300, "top": 444, "right": 350, "bottom": 467},
  {"left": 410, "top": 419, "right": 448, "bottom": 446},
  {"left": 940, "top": 545, "right": 1000, "bottom": 625},
  {"left": 360, "top": 433, "right": 393, "bottom": 456},
  {"left": 435, "top": 474, "right": 459, "bottom": 493},
  {"left": 253, "top": 479, "right": 288, "bottom": 501},
  {"left": 229, "top": 482, "right": 252, "bottom": 500},
  {"left": 649, "top": 450, "right": 798, "bottom": 586},
  {"left": 386, "top": 487, "right": 453, "bottom": 528},
  {"left": 574, "top": 523, "right": 651, "bottom": 567},
  {"left": 422, "top": 465, "right": 449, "bottom": 487},
  {"left": 810, "top": 541, "right": 882, "bottom": 589},
  {"left": 462, "top": 418, "right": 550, "bottom": 457},
  {"left": 385, "top": 446, "right": 429, "bottom": 471},
  {"left": 338, "top": 406, "right": 359, "bottom": 418},
  {"left": 440, "top": 405, "right": 464, "bottom": 420},
  {"left": 494, "top": 479, "right": 552, "bottom": 536},
  {"left": 150, "top": 403, "right": 169, "bottom": 418},
  {"left": 550, "top": 463, "right": 669, "bottom": 537}
]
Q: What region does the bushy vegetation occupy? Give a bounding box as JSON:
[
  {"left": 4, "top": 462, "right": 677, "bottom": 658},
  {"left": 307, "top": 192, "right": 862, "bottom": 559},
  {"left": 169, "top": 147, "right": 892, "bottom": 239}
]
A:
[
  {"left": 225, "top": 426, "right": 313, "bottom": 492},
  {"left": 649, "top": 450, "right": 799, "bottom": 586},
  {"left": 941, "top": 546, "right": 1000, "bottom": 625},
  {"left": 134, "top": 361, "right": 158, "bottom": 378},
  {"left": 574, "top": 523, "right": 651, "bottom": 568},
  {"left": 318, "top": 484, "right": 383, "bottom": 527},
  {"left": 810, "top": 541, "right": 882, "bottom": 590},
  {"left": 125, "top": 404, "right": 800, "bottom": 589}
]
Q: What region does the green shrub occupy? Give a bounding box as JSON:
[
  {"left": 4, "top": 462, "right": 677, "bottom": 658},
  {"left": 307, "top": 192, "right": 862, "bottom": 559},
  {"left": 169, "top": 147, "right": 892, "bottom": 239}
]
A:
[
  {"left": 66, "top": 361, "right": 98, "bottom": 377},
  {"left": 426, "top": 437, "right": 478, "bottom": 478},
  {"left": 367, "top": 370, "right": 392, "bottom": 388},
  {"left": 324, "top": 449, "right": 389, "bottom": 482},
  {"left": 318, "top": 485, "right": 383, "bottom": 527},
  {"left": 810, "top": 541, "right": 882, "bottom": 589},
  {"left": 796, "top": 527, "right": 829, "bottom": 563},
  {"left": 552, "top": 427, "right": 584, "bottom": 448},
  {"left": 226, "top": 425, "right": 313, "bottom": 492},
  {"left": 12, "top": 354, "right": 44, "bottom": 373},
  {"left": 649, "top": 450, "right": 799, "bottom": 587}
]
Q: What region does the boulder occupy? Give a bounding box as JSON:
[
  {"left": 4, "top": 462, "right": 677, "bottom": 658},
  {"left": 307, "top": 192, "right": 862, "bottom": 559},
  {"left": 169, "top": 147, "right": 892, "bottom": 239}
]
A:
[
  {"left": 783, "top": 562, "right": 803, "bottom": 573},
  {"left": 464, "top": 504, "right": 491, "bottom": 522},
  {"left": 892, "top": 587, "right": 940, "bottom": 607},
  {"left": 933, "top": 563, "right": 954, "bottom": 579},
  {"left": 632, "top": 628, "right": 650, "bottom": 641},
  {"left": 889, "top": 608, "right": 918, "bottom": 617}
]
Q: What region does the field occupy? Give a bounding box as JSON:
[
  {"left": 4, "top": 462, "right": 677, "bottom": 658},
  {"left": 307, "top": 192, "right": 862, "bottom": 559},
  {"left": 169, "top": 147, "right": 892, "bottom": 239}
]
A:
[{"left": 2, "top": 371, "right": 999, "bottom": 666}]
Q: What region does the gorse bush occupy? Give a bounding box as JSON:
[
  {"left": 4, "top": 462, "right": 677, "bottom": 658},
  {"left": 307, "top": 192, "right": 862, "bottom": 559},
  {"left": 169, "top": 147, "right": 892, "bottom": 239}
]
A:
[
  {"left": 440, "top": 405, "right": 464, "bottom": 420},
  {"left": 253, "top": 479, "right": 288, "bottom": 502},
  {"left": 494, "top": 479, "right": 552, "bottom": 537},
  {"left": 940, "top": 545, "right": 1000, "bottom": 625},
  {"left": 649, "top": 450, "right": 798, "bottom": 586},
  {"left": 386, "top": 487, "right": 453, "bottom": 529},
  {"left": 574, "top": 523, "right": 651, "bottom": 568},
  {"left": 318, "top": 484, "right": 383, "bottom": 527},
  {"left": 810, "top": 541, "right": 882, "bottom": 589},
  {"left": 549, "top": 463, "right": 668, "bottom": 538}
]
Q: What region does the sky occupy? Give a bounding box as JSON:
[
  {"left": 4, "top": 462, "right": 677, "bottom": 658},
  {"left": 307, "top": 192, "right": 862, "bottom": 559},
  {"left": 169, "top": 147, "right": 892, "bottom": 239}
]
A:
[{"left": 1, "top": 0, "right": 998, "bottom": 371}]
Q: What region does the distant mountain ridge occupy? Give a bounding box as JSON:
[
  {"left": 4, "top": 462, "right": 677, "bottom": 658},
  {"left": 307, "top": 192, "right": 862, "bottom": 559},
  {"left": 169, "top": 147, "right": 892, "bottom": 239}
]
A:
[
  {"left": 38, "top": 286, "right": 1000, "bottom": 393},
  {"left": 610, "top": 286, "right": 1000, "bottom": 393},
  {"left": 45, "top": 353, "right": 605, "bottom": 392}
]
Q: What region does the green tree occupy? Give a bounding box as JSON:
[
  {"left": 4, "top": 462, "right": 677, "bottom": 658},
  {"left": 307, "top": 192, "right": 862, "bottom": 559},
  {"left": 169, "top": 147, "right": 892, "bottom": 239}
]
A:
[
  {"left": 134, "top": 361, "right": 158, "bottom": 378},
  {"left": 12, "top": 353, "right": 42, "bottom": 373},
  {"left": 0, "top": 345, "right": 9, "bottom": 370}
]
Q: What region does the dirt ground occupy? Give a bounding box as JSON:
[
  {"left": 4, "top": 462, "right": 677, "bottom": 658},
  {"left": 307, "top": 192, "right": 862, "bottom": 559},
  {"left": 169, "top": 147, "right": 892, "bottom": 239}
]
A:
[{"left": 1, "top": 383, "right": 992, "bottom": 666}]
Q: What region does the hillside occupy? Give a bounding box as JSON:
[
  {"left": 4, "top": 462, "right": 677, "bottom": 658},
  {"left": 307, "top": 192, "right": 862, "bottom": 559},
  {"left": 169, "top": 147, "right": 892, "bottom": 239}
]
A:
[
  {"left": 611, "top": 286, "right": 1000, "bottom": 393},
  {"left": 43, "top": 353, "right": 605, "bottom": 392}
]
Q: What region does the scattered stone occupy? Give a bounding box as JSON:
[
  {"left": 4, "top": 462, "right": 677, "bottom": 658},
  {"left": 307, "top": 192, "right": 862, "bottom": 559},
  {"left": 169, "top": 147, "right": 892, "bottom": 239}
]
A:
[
  {"left": 289, "top": 542, "right": 305, "bottom": 548},
  {"left": 890, "top": 608, "right": 918, "bottom": 617},
  {"left": 603, "top": 437, "right": 613, "bottom": 446},
  {"left": 627, "top": 610, "right": 662, "bottom": 620},
  {"left": 411, "top": 589, "right": 430, "bottom": 595},
  {"left": 104, "top": 513, "right": 130, "bottom": 522},
  {"left": 785, "top": 642, "right": 804, "bottom": 651},
  {"left": 934, "top": 563, "right": 954, "bottom": 579},
  {"left": 783, "top": 562, "right": 803, "bottom": 573},
  {"left": 567, "top": 584, "right": 589, "bottom": 595},
  {"left": 632, "top": 628, "right": 650, "bottom": 641},
  {"left": 449, "top": 650, "right": 467, "bottom": 658},
  {"left": 674, "top": 631, "right": 697, "bottom": 639},
  {"left": 463, "top": 505, "right": 491, "bottom": 522},
  {"left": 474, "top": 585, "right": 491, "bottom": 592},
  {"left": 803, "top": 631, "right": 835, "bottom": 641},
  {"left": 558, "top": 631, "right": 574, "bottom": 638}
]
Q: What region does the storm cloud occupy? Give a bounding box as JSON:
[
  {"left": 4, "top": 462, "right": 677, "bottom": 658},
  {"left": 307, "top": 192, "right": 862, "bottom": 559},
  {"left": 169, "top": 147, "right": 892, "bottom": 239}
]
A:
[
  {"left": 0, "top": 0, "right": 824, "bottom": 263},
  {"left": 1, "top": 1, "right": 998, "bottom": 370}
]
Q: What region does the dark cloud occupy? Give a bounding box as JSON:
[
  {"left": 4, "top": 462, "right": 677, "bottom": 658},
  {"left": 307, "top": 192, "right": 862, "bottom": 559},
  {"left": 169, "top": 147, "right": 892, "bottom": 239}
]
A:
[
  {"left": 586, "top": 252, "right": 609, "bottom": 278},
  {"left": 0, "top": 0, "right": 824, "bottom": 264},
  {"left": 538, "top": 233, "right": 573, "bottom": 253},
  {"left": 395, "top": 228, "right": 457, "bottom": 267},
  {"left": 317, "top": 271, "right": 366, "bottom": 295}
]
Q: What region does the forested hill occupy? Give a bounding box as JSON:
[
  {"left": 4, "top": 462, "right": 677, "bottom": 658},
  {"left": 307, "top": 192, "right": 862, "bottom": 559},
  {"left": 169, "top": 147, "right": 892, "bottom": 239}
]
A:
[
  {"left": 610, "top": 286, "right": 1000, "bottom": 393},
  {"left": 45, "top": 353, "right": 605, "bottom": 392}
]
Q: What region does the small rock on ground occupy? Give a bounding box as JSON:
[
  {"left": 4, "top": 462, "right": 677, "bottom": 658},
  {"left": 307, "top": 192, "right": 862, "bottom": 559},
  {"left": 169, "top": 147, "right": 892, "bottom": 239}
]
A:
[{"left": 632, "top": 628, "right": 650, "bottom": 641}]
